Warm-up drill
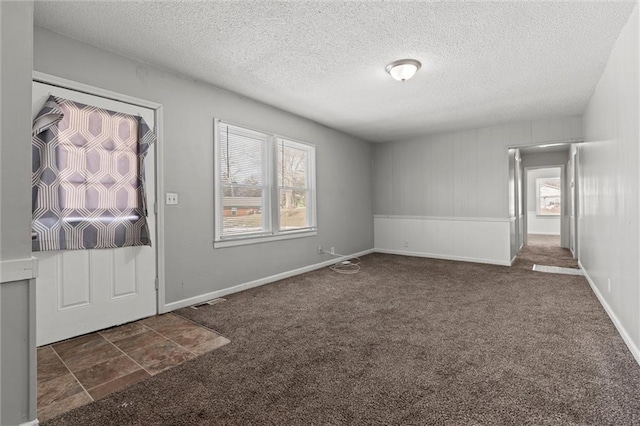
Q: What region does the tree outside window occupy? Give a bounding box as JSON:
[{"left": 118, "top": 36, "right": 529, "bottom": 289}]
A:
[{"left": 278, "top": 139, "right": 312, "bottom": 231}]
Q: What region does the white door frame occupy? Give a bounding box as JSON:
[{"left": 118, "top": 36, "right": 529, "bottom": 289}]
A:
[
  {"left": 515, "top": 151, "right": 524, "bottom": 251},
  {"left": 31, "top": 71, "right": 167, "bottom": 315},
  {"left": 572, "top": 147, "right": 580, "bottom": 260}
]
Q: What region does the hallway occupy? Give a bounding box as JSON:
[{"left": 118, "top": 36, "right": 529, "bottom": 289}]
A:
[{"left": 513, "top": 234, "right": 579, "bottom": 271}]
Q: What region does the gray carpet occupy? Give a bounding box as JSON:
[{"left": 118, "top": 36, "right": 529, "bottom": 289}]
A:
[
  {"left": 513, "top": 234, "right": 579, "bottom": 271},
  {"left": 44, "top": 253, "right": 640, "bottom": 425}
]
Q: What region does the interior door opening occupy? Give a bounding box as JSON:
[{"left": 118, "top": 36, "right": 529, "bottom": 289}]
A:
[
  {"left": 526, "top": 167, "right": 562, "bottom": 248},
  {"left": 32, "top": 77, "right": 160, "bottom": 346}
]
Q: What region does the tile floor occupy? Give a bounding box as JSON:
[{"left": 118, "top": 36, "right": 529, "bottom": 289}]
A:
[{"left": 37, "top": 312, "right": 230, "bottom": 422}]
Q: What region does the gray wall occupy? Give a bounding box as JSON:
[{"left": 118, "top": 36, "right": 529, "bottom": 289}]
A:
[
  {"left": 33, "top": 28, "right": 374, "bottom": 306},
  {"left": 372, "top": 117, "right": 582, "bottom": 265},
  {"left": 0, "top": 1, "right": 37, "bottom": 425},
  {"left": 521, "top": 150, "right": 569, "bottom": 169},
  {"left": 1, "top": 280, "right": 37, "bottom": 426},
  {"left": 580, "top": 6, "right": 640, "bottom": 355},
  {"left": 373, "top": 117, "right": 582, "bottom": 219},
  {"left": 1, "top": 2, "right": 33, "bottom": 262}
]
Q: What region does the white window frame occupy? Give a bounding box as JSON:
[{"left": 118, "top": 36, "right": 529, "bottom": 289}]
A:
[
  {"left": 276, "top": 137, "right": 317, "bottom": 234},
  {"left": 214, "top": 119, "right": 317, "bottom": 248}
]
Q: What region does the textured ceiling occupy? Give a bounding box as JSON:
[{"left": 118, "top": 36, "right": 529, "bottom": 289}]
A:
[{"left": 34, "top": 1, "right": 636, "bottom": 143}]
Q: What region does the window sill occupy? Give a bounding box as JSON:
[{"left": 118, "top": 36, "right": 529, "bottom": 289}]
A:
[{"left": 214, "top": 229, "right": 317, "bottom": 249}]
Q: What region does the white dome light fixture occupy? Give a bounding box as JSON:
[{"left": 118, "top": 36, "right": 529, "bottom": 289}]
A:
[{"left": 385, "top": 59, "right": 422, "bottom": 82}]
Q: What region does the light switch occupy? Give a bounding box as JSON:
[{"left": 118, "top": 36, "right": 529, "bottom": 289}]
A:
[{"left": 166, "top": 192, "right": 178, "bottom": 205}]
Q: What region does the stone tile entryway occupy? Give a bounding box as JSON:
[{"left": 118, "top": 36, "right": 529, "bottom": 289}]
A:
[{"left": 37, "top": 313, "right": 230, "bottom": 422}]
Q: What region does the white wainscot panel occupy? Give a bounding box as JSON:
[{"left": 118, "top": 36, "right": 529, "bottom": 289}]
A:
[
  {"left": 374, "top": 216, "right": 512, "bottom": 266},
  {"left": 527, "top": 211, "right": 561, "bottom": 235}
]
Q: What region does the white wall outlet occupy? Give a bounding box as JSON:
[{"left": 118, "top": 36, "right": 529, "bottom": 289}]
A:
[
  {"left": 166, "top": 192, "right": 178, "bottom": 205},
  {"left": 317, "top": 246, "right": 323, "bottom": 254},
  {"left": 330, "top": 247, "right": 335, "bottom": 255},
  {"left": 607, "top": 278, "right": 611, "bottom": 293},
  {"left": 403, "top": 240, "right": 409, "bottom": 248}
]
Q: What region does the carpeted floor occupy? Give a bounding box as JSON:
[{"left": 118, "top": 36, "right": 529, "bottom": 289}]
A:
[
  {"left": 512, "top": 234, "right": 579, "bottom": 271},
  {"left": 44, "top": 253, "right": 640, "bottom": 425}
]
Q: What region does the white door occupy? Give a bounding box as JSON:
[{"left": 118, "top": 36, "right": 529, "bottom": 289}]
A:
[{"left": 33, "top": 82, "right": 158, "bottom": 346}]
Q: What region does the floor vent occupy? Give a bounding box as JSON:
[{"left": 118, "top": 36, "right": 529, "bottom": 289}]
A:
[
  {"left": 190, "top": 298, "right": 226, "bottom": 309},
  {"left": 533, "top": 264, "right": 583, "bottom": 276}
]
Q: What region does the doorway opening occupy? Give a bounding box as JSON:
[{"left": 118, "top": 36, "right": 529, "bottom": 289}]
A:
[
  {"left": 510, "top": 142, "right": 581, "bottom": 271},
  {"left": 526, "top": 167, "right": 562, "bottom": 248},
  {"left": 32, "top": 74, "right": 162, "bottom": 347}
]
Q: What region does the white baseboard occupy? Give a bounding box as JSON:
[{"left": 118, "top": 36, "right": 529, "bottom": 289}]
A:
[
  {"left": 579, "top": 260, "right": 640, "bottom": 366},
  {"left": 374, "top": 248, "right": 512, "bottom": 267},
  {"left": 163, "top": 249, "right": 375, "bottom": 312},
  {"left": 20, "top": 420, "right": 39, "bottom": 426}
]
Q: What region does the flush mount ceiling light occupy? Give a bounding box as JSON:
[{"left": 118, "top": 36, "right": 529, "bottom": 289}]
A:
[{"left": 385, "top": 59, "right": 422, "bottom": 82}]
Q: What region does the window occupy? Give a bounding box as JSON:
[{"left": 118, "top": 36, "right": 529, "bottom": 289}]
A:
[
  {"left": 215, "top": 120, "right": 316, "bottom": 246},
  {"left": 217, "top": 123, "right": 269, "bottom": 237},
  {"left": 536, "top": 177, "right": 561, "bottom": 216},
  {"left": 278, "top": 138, "right": 314, "bottom": 231}
]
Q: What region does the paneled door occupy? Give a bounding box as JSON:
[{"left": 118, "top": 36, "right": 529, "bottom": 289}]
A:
[{"left": 33, "top": 81, "right": 158, "bottom": 346}]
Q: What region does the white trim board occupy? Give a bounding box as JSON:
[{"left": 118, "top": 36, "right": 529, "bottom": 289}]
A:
[
  {"left": 579, "top": 260, "right": 640, "bottom": 366},
  {"left": 154, "top": 106, "right": 167, "bottom": 314},
  {"left": 163, "top": 249, "right": 375, "bottom": 311},
  {"left": 375, "top": 248, "right": 512, "bottom": 267},
  {"left": 373, "top": 215, "right": 511, "bottom": 223},
  {"left": 0, "top": 258, "right": 38, "bottom": 283},
  {"left": 32, "top": 71, "right": 161, "bottom": 109}
]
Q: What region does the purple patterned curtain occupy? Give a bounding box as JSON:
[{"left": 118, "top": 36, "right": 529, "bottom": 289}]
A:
[{"left": 32, "top": 95, "right": 156, "bottom": 251}]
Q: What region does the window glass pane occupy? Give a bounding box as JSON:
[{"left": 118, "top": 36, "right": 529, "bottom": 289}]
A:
[
  {"left": 222, "top": 190, "right": 264, "bottom": 235},
  {"left": 537, "top": 177, "right": 561, "bottom": 215},
  {"left": 218, "top": 123, "right": 267, "bottom": 237},
  {"left": 278, "top": 140, "right": 308, "bottom": 188},
  {"left": 279, "top": 189, "right": 308, "bottom": 230},
  {"left": 219, "top": 124, "right": 264, "bottom": 185}
]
